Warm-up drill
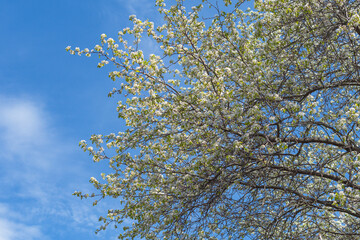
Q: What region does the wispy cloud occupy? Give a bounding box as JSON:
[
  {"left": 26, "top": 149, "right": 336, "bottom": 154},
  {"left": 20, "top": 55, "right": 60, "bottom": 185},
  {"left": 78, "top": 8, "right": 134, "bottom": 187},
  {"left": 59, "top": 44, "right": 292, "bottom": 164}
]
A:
[
  {"left": 0, "top": 203, "right": 45, "bottom": 240},
  {"left": 0, "top": 95, "right": 62, "bottom": 198},
  {"left": 0, "top": 95, "right": 49, "bottom": 152},
  {"left": 121, "top": 0, "right": 155, "bottom": 16},
  {"left": 0, "top": 95, "right": 106, "bottom": 237}
]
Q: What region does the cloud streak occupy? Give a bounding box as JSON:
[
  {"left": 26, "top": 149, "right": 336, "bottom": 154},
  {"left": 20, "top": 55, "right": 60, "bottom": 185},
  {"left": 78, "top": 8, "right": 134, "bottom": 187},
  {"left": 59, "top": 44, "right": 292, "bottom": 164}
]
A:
[
  {"left": 0, "top": 95, "right": 59, "bottom": 198},
  {"left": 122, "top": 0, "right": 154, "bottom": 16},
  {"left": 0, "top": 203, "right": 44, "bottom": 240},
  {"left": 0, "top": 95, "right": 106, "bottom": 238},
  {"left": 0, "top": 96, "right": 50, "bottom": 152}
]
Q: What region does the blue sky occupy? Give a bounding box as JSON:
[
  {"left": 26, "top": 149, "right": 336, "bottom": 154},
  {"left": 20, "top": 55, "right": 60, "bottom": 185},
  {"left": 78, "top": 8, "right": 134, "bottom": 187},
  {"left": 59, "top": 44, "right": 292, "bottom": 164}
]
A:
[{"left": 0, "top": 0, "right": 159, "bottom": 239}]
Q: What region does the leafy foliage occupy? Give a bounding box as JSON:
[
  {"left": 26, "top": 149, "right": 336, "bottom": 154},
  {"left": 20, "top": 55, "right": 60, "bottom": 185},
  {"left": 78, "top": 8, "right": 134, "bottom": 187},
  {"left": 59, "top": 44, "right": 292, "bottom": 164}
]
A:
[{"left": 69, "top": 0, "right": 360, "bottom": 239}]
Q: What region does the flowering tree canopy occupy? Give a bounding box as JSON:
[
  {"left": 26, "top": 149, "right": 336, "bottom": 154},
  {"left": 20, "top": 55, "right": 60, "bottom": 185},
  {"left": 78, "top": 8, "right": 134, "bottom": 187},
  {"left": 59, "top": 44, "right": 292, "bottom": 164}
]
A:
[{"left": 68, "top": 0, "right": 360, "bottom": 239}]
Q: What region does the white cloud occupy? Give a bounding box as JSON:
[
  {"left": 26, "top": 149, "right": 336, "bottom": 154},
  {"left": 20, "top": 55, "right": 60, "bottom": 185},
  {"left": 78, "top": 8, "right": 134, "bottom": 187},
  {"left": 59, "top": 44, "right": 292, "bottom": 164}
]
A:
[
  {"left": 0, "top": 95, "right": 50, "bottom": 154},
  {"left": 0, "top": 95, "right": 115, "bottom": 237},
  {"left": 0, "top": 98, "right": 43, "bottom": 137},
  {"left": 0, "top": 96, "right": 58, "bottom": 194},
  {"left": 0, "top": 219, "right": 43, "bottom": 240},
  {"left": 0, "top": 204, "right": 45, "bottom": 240},
  {"left": 122, "top": 0, "right": 154, "bottom": 16},
  {"left": 0, "top": 96, "right": 83, "bottom": 225}
]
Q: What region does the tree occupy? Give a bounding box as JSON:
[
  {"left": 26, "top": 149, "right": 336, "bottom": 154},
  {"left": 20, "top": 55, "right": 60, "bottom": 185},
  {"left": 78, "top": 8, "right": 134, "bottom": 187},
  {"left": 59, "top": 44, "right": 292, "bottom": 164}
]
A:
[{"left": 68, "top": 0, "right": 360, "bottom": 239}]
